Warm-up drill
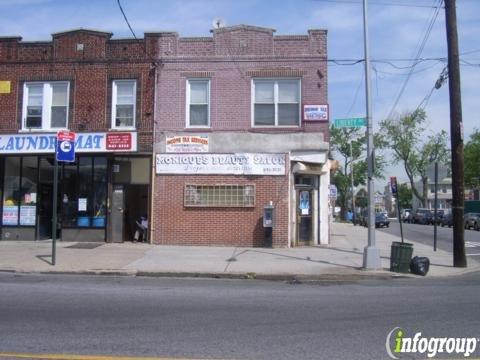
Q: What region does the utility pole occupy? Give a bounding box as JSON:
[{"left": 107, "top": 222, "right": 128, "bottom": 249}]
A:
[
  {"left": 362, "top": 0, "right": 381, "bottom": 269},
  {"left": 350, "top": 141, "right": 356, "bottom": 224},
  {"left": 445, "top": 0, "right": 467, "bottom": 267}
]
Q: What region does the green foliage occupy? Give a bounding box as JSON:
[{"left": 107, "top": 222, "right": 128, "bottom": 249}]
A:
[
  {"left": 397, "top": 183, "right": 412, "bottom": 209},
  {"left": 329, "top": 124, "right": 385, "bottom": 215},
  {"left": 464, "top": 129, "right": 480, "bottom": 189},
  {"left": 378, "top": 109, "right": 449, "bottom": 207}
]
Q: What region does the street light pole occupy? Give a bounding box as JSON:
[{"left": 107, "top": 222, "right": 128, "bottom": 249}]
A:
[{"left": 362, "top": 0, "right": 381, "bottom": 269}]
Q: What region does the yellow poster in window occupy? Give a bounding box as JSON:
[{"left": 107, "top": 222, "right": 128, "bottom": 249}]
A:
[{"left": 0, "top": 81, "right": 11, "bottom": 94}]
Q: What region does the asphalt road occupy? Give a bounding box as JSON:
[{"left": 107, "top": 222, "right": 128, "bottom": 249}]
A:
[
  {"left": 377, "top": 220, "right": 480, "bottom": 257},
  {"left": 0, "top": 273, "right": 479, "bottom": 360}
]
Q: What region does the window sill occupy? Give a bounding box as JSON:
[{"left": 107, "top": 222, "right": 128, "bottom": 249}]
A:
[
  {"left": 252, "top": 125, "right": 301, "bottom": 129},
  {"left": 18, "top": 128, "right": 68, "bottom": 133},
  {"left": 109, "top": 128, "right": 137, "bottom": 132}
]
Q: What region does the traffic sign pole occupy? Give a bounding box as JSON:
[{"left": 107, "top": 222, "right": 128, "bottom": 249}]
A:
[
  {"left": 391, "top": 177, "right": 404, "bottom": 244},
  {"left": 51, "top": 131, "right": 76, "bottom": 266},
  {"left": 52, "top": 153, "right": 58, "bottom": 265}
]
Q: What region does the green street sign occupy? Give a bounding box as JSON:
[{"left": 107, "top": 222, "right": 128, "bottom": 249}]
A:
[{"left": 334, "top": 117, "right": 366, "bottom": 128}]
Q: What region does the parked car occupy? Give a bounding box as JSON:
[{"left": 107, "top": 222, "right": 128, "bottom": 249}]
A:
[
  {"left": 418, "top": 210, "right": 434, "bottom": 225},
  {"left": 375, "top": 212, "right": 390, "bottom": 228},
  {"left": 413, "top": 208, "right": 430, "bottom": 224},
  {"left": 433, "top": 209, "right": 445, "bottom": 225},
  {"left": 400, "top": 208, "right": 412, "bottom": 223},
  {"left": 440, "top": 211, "right": 453, "bottom": 227},
  {"left": 464, "top": 212, "right": 480, "bottom": 231},
  {"left": 404, "top": 212, "right": 414, "bottom": 224}
]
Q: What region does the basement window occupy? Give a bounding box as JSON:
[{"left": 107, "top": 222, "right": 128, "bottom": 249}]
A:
[{"left": 184, "top": 184, "right": 255, "bottom": 207}]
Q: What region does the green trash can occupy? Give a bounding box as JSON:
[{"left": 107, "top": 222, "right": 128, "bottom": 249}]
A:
[{"left": 390, "top": 241, "right": 413, "bottom": 273}]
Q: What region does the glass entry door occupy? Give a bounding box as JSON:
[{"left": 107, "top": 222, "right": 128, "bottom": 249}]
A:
[{"left": 296, "top": 188, "right": 313, "bottom": 245}]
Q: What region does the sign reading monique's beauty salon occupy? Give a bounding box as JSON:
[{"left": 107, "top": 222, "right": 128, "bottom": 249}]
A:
[
  {"left": 0, "top": 132, "right": 137, "bottom": 154},
  {"left": 156, "top": 153, "right": 286, "bottom": 176}
]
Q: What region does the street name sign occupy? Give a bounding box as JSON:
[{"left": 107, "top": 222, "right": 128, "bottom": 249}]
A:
[{"left": 334, "top": 118, "right": 366, "bottom": 128}]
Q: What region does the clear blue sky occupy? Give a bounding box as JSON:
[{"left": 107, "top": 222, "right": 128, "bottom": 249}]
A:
[{"left": 0, "top": 0, "right": 478, "bottom": 185}]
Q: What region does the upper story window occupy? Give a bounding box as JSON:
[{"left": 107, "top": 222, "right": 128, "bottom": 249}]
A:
[
  {"left": 22, "top": 82, "right": 69, "bottom": 130},
  {"left": 187, "top": 79, "right": 210, "bottom": 128},
  {"left": 112, "top": 80, "right": 136, "bottom": 129},
  {"left": 252, "top": 79, "right": 300, "bottom": 127}
]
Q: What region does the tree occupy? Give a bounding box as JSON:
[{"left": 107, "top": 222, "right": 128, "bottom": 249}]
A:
[
  {"left": 379, "top": 109, "right": 449, "bottom": 207},
  {"left": 464, "top": 129, "right": 480, "bottom": 190},
  {"left": 329, "top": 125, "right": 385, "bottom": 218},
  {"left": 397, "top": 183, "right": 412, "bottom": 209}
]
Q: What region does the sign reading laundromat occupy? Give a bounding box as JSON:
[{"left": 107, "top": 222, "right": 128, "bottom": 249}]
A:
[
  {"left": 0, "top": 132, "right": 137, "bottom": 154},
  {"left": 156, "top": 153, "right": 285, "bottom": 175}
]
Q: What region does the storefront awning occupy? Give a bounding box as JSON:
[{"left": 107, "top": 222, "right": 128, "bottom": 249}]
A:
[{"left": 292, "top": 161, "right": 325, "bottom": 175}]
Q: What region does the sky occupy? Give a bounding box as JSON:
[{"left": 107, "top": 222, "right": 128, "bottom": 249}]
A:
[{"left": 0, "top": 0, "right": 478, "bottom": 187}]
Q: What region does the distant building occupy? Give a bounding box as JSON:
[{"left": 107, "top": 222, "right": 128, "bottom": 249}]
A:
[{"left": 412, "top": 177, "right": 452, "bottom": 210}]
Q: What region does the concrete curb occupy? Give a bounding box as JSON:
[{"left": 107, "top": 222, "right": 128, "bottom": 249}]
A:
[{"left": 0, "top": 267, "right": 461, "bottom": 282}]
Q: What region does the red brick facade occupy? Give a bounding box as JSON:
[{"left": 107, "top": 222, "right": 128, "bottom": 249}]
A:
[
  {"left": 0, "top": 29, "right": 154, "bottom": 150},
  {"left": 0, "top": 25, "right": 329, "bottom": 247},
  {"left": 151, "top": 25, "right": 329, "bottom": 247}
]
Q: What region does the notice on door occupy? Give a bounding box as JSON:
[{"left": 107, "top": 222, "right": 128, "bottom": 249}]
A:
[{"left": 78, "top": 198, "right": 87, "bottom": 211}]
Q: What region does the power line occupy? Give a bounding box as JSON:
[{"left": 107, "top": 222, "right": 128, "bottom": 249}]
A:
[
  {"left": 116, "top": 0, "right": 138, "bottom": 40},
  {"left": 414, "top": 65, "right": 448, "bottom": 112},
  {"left": 345, "top": 72, "right": 364, "bottom": 117},
  {"left": 386, "top": 0, "right": 443, "bottom": 119},
  {"left": 313, "top": 0, "right": 441, "bottom": 8}
]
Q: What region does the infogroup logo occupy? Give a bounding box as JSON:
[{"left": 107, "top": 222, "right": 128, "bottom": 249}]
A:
[{"left": 386, "top": 327, "right": 478, "bottom": 359}]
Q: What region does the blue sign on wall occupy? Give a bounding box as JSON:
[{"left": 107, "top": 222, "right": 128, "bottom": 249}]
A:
[{"left": 56, "top": 131, "right": 75, "bottom": 162}]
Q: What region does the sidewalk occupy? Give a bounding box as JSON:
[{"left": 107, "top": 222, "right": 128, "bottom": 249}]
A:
[{"left": 0, "top": 222, "right": 478, "bottom": 280}]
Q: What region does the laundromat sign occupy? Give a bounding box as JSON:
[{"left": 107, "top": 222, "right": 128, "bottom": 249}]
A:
[
  {"left": 156, "top": 153, "right": 286, "bottom": 175},
  {"left": 0, "top": 132, "right": 137, "bottom": 154}
]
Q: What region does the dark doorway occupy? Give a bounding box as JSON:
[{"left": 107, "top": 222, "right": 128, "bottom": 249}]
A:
[
  {"left": 296, "top": 187, "right": 313, "bottom": 245},
  {"left": 37, "top": 157, "right": 60, "bottom": 240},
  {"left": 125, "top": 184, "right": 149, "bottom": 242}
]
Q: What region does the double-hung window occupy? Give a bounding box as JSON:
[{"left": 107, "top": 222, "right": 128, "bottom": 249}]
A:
[
  {"left": 253, "top": 79, "right": 300, "bottom": 127},
  {"left": 22, "top": 82, "right": 69, "bottom": 130},
  {"left": 112, "top": 80, "right": 136, "bottom": 129},
  {"left": 187, "top": 79, "right": 210, "bottom": 127}
]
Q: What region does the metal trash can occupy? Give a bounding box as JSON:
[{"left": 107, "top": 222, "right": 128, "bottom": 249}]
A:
[{"left": 390, "top": 241, "right": 413, "bottom": 273}]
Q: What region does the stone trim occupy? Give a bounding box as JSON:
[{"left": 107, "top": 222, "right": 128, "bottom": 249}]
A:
[
  {"left": 246, "top": 69, "right": 305, "bottom": 77},
  {"left": 180, "top": 71, "right": 214, "bottom": 78}
]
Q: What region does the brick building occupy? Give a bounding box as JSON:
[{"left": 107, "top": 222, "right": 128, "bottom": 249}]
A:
[
  {"left": 151, "top": 25, "right": 331, "bottom": 247},
  {"left": 0, "top": 29, "right": 155, "bottom": 242}
]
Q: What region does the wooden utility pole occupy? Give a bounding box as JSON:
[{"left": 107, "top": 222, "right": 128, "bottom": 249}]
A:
[{"left": 445, "top": 0, "right": 467, "bottom": 267}]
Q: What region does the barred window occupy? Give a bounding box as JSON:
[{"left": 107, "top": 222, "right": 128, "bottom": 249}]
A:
[{"left": 184, "top": 184, "right": 255, "bottom": 207}]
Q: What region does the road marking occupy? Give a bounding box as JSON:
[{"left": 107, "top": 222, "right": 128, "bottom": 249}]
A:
[
  {"left": 0, "top": 353, "right": 208, "bottom": 360},
  {"left": 466, "top": 253, "right": 480, "bottom": 256},
  {"left": 465, "top": 241, "right": 480, "bottom": 248}
]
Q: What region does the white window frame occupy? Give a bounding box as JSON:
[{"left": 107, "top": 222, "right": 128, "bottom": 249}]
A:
[
  {"left": 22, "top": 81, "right": 70, "bottom": 131},
  {"left": 111, "top": 79, "right": 137, "bottom": 130},
  {"left": 186, "top": 79, "right": 211, "bottom": 128},
  {"left": 251, "top": 78, "right": 301, "bottom": 128}
]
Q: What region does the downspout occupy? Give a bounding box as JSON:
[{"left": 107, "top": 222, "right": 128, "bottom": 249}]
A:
[{"left": 149, "top": 50, "right": 160, "bottom": 244}]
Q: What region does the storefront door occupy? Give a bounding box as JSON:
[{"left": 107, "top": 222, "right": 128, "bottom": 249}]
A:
[
  {"left": 37, "top": 156, "right": 59, "bottom": 240},
  {"left": 296, "top": 188, "right": 313, "bottom": 245},
  {"left": 38, "top": 183, "right": 53, "bottom": 239},
  {"left": 110, "top": 185, "right": 125, "bottom": 243}
]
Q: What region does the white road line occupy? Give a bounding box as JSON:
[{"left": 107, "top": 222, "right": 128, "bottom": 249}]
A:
[{"left": 465, "top": 241, "right": 480, "bottom": 248}]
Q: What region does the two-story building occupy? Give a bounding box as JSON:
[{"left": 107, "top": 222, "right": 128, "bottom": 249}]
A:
[
  {"left": 0, "top": 25, "right": 331, "bottom": 248},
  {"left": 0, "top": 29, "right": 155, "bottom": 243},
  {"left": 151, "top": 25, "right": 330, "bottom": 247}
]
